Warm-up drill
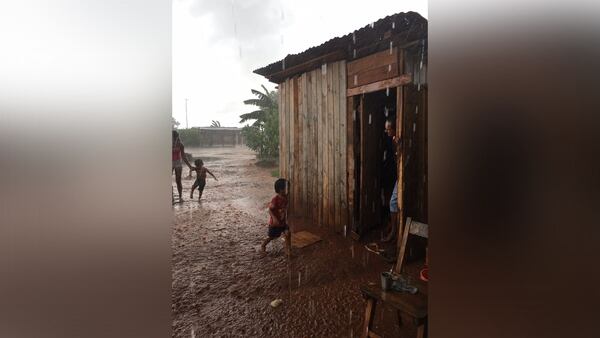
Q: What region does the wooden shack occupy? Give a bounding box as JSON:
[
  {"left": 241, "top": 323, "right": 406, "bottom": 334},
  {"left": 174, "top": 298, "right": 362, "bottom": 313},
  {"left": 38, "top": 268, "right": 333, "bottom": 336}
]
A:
[{"left": 255, "top": 12, "right": 427, "bottom": 237}]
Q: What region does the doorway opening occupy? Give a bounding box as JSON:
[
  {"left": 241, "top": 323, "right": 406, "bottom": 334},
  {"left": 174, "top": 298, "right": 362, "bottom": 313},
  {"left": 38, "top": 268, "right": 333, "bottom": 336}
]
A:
[{"left": 353, "top": 88, "right": 398, "bottom": 236}]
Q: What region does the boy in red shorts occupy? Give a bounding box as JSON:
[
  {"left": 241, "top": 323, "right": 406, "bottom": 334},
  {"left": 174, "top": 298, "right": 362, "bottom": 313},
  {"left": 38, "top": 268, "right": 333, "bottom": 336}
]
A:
[{"left": 260, "top": 178, "right": 290, "bottom": 256}]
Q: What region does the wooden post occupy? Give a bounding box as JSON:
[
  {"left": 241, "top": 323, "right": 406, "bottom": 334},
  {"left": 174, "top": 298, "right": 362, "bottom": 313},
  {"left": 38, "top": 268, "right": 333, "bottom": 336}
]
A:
[
  {"left": 395, "top": 48, "right": 405, "bottom": 263},
  {"left": 361, "top": 298, "right": 377, "bottom": 338},
  {"left": 346, "top": 95, "right": 355, "bottom": 232}
]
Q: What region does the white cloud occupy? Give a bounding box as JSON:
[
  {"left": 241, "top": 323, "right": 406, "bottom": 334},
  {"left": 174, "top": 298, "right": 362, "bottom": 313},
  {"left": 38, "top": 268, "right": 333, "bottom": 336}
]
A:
[{"left": 173, "top": 0, "right": 427, "bottom": 128}]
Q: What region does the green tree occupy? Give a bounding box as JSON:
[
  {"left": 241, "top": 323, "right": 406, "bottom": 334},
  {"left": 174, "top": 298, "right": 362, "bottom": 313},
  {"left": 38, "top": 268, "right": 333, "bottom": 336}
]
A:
[
  {"left": 240, "top": 85, "right": 279, "bottom": 159},
  {"left": 239, "top": 85, "right": 278, "bottom": 127},
  {"left": 177, "top": 127, "right": 201, "bottom": 147}
]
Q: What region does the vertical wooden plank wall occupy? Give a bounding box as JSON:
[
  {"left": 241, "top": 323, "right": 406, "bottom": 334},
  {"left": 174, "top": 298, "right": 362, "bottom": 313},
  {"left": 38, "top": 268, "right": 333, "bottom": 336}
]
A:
[
  {"left": 346, "top": 96, "right": 355, "bottom": 232},
  {"left": 317, "top": 68, "right": 325, "bottom": 227},
  {"left": 311, "top": 71, "right": 319, "bottom": 225},
  {"left": 332, "top": 62, "right": 342, "bottom": 230},
  {"left": 322, "top": 64, "right": 329, "bottom": 228},
  {"left": 279, "top": 61, "right": 347, "bottom": 229},
  {"left": 339, "top": 60, "right": 348, "bottom": 232},
  {"left": 293, "top": 77, "right": 300, "bottom": 213},
  {"left": 288, "top": 77, "right": 295, "bottom": 211},
  {"left": 278, "top": 81, "right": 285, "bottom": 179},
  {"left": 281, "top": 80, "right": 286, "bottom": 180},
  {"left": 327, "top": 63, "right": 335, "bottom": 229},
  {"left": 302, "top": 72, "right": 311, "bottom": 221}
]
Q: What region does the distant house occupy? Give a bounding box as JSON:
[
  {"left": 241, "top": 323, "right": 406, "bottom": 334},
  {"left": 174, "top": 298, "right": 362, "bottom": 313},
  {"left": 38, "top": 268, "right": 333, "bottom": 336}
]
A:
[{"left": 198, "top": 127, "right": 244, "bottom": 147}]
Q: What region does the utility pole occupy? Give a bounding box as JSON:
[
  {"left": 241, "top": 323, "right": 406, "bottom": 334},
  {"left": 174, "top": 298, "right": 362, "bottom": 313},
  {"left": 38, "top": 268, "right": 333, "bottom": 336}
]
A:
[{"left": 185, "top": 98, "right": 189, "bottom": 129}]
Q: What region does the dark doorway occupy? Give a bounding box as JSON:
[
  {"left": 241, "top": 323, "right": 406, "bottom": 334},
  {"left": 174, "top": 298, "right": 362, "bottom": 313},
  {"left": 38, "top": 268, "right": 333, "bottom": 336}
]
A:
[{"left": 354, "top": 88, "right": 398, "bottom": 236}]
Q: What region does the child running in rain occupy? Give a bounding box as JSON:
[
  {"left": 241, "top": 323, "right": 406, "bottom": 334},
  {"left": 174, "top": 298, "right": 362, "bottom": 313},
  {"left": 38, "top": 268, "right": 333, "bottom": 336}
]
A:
[
  {"left": 190, "top": 159, "right": 217, "bottom": 200},
  {"left": 260, "top": 178, "right": 290, "bottom": 257}
]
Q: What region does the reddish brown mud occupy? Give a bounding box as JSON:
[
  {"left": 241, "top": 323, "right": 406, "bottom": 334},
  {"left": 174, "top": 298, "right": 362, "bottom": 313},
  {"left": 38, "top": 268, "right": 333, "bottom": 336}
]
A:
[{"left": 172, "top": 147, "right": 421, "bottom": 338}]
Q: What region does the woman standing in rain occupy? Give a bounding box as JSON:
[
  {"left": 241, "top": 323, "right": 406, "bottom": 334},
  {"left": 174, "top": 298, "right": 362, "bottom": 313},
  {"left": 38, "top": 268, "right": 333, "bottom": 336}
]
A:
[{"left": 172, "top": 130, "right": 192, "bottom": 203}]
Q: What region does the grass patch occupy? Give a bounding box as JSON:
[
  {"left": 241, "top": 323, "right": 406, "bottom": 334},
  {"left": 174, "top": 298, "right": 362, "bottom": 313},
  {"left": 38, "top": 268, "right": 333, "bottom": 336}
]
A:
[
  {"left": 270, "top": 169, "right": 280, "bottom": 177},
  {"left": 255, "top": 158, "right": 277, "bottom": 168}
]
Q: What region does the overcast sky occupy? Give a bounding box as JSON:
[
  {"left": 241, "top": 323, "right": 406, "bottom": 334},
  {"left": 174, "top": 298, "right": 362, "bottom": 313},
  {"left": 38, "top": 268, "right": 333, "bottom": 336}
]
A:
[{"left": 173, "top": 0, "right": 427, "bottom": 128}]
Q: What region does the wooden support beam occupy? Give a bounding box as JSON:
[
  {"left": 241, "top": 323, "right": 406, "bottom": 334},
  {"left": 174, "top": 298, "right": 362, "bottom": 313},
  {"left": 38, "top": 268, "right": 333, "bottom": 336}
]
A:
[
  {"left": 346, "top": 75, "right": 411, "bottom": 97},
  {"left": 394, "top": 217, "right": 412, "bottom": 274}
]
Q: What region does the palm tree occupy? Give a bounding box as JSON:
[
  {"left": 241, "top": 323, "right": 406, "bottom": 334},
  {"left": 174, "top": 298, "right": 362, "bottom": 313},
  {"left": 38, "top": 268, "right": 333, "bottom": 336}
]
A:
[
  {"left": 239, "top": 85, "right": 278, "bottom": 127},
  {"left": 210, "top": 120, "right": 221, "bottom": 127}
]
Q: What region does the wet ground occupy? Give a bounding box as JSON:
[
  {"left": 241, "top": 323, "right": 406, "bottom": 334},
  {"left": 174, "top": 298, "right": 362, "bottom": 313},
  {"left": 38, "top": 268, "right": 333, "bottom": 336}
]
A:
[{"left": 172, "top": 147, "right": 422, "bottom": 337}]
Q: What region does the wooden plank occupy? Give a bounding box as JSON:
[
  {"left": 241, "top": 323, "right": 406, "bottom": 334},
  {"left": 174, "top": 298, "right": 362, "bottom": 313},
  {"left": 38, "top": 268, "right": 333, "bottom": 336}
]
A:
[
  {"left": 284, "top": 81, "right": 289, "bottom": 180},
  {"left": 277, "top": 82, "right": 281, "bottom": 177},
  {"left": 346, "top": 75, "right": 411, "bottom": 97},
  {"left": 290, "top": 230, "right": 322, "bottom": 248},
  {"left": 297, "top": 75, "right": 304, "bottom": 215},
  {"left": 287, "top": 79, "right": 292, "bottom": 184},
  {"left": 279, "top": 82, "right": 285, "bottom": 179},
  {"left": 361, "top": 298, "right": 377, "bottom": 338},
  {"left": 347, "top": 47, "right": 398, "bottom": 76},
  {"left": 409, "top": 220, "right": 429, "bottom": 238},
  {"left": 293, "top": 76, "right": 301, "bottom": 214},
  {"left": 315, "top": 69, "right": 323, "bottom": 226},
  {"left": 303, "top": 72, "right": 312, "bottom": 221},
  {"left": 394, "top": 217, "right": 412, "bottom": 274},
  {"left": 368, "top": 332, "right": 382, "bottom": 338},
  {"left": 346, "top": 95, "right": 355, "bottom": 232},
  {"left": 288, "top": 78, "right": 295, "bottom": 213},
  {"left": 396, "top": 49, "right": 405, "bottom": 236},
  {"left": 321, "top": 64, "right": 329, "bottom": 227},
  {"left": 312, "top": 70, "right": 319, "bottom": 224},
  {"left": 332, "top": 61, "right": 340, "bottom": 232},
  {"left": 302, "top": 74, "right": 309, "bottom": 216},
  {"left": 302, "top": 72, "right": 314, "bottom": 221},
  {"left": 339, "top": 60, "right": 348, "bottom": 231},
  {"left": 327, "top": 62, "right": 335, "bottom": 229},
  {"left": 348, "top": 62, "right": 399, "bottom": 88},
  {"left": 360, "top": 282, "right": 428, "bottom": 319},
  {"left": 323, "top": 64, "right": 333, "bottom": 227},
  {"left": 334, "top": 62, "right": 346, "bottom": 231}
]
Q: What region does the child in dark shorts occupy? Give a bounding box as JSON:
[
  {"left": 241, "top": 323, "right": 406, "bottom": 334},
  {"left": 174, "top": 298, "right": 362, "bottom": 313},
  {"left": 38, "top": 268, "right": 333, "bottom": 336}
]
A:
[
  {"left": 260, "top": 178, "right": 290, "bottom": 256},
  {"left": 190, "top": 159, "right": 217, "bottom": 200}
]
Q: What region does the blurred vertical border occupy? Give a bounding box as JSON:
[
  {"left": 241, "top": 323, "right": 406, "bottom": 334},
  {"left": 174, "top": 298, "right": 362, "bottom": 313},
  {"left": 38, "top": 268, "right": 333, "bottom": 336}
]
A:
[
  {"left": 430, "top": 0, "right": 600, "bottom": 337},
  {"left": 0, "top": 1, "right": 172, "bottom": 337}
]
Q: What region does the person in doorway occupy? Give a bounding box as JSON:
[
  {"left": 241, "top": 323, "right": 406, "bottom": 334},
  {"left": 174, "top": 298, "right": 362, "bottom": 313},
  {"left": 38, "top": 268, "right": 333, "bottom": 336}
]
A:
[
  {"left": 260, "top": 178, "right": 291, "bottom": 257},
  {"left": 172, "top": 130, "right": 193, "bottom": 203},
  {"left": 383, "top": 120, "right": 401, "bottom": 242},
  {"left": 189, "top": 159, "right": 217, "bottom": 200}
]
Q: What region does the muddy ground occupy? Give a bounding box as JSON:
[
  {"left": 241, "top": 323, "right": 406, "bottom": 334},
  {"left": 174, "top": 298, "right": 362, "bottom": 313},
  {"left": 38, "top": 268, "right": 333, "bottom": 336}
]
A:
[{"left": 172, "top": 147, "right": 421, "bottom": 338}]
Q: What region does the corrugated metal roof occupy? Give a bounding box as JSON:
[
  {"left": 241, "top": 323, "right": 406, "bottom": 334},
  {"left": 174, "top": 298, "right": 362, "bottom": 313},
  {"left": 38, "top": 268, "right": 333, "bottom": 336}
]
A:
[{"left": 254, "top": 12, "right": 427, "bottom": 83}]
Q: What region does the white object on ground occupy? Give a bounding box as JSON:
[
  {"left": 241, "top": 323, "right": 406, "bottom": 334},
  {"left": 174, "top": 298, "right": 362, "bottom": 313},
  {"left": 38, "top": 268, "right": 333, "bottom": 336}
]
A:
[{"left": 270, "top": 299, "right": 283, "bottom": 308}]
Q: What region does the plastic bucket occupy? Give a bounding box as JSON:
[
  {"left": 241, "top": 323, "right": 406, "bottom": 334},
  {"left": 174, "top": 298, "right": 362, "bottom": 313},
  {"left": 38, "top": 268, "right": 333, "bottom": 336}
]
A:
[{"left": 381, "top": 272, "right": 393, "bottom": 291}]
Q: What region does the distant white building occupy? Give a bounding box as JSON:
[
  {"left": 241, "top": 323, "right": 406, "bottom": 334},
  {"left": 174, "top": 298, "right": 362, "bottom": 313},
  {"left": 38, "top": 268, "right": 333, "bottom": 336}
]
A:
[{"left": 198, "top": 127, "right": 244, "bottom": 147}]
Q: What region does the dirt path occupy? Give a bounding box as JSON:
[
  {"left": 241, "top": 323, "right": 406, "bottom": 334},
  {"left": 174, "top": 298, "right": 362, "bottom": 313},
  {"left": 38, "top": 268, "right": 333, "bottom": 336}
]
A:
[{"left": 172, "top": 147, "right": 412, "bottom": 337}]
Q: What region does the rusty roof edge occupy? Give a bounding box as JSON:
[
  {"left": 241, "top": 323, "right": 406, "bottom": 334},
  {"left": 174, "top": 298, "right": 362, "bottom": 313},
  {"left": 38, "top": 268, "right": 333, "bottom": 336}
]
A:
[{"left": 254, "top": 11, "right": 427, "bottom": 79}]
